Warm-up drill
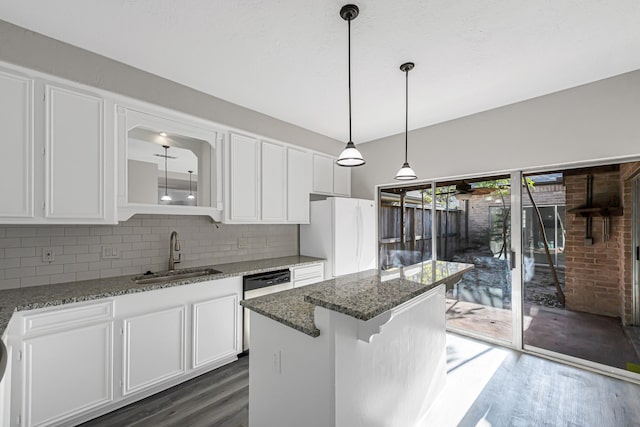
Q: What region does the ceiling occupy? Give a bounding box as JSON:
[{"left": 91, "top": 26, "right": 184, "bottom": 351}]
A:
[{"left": 2, "top": 1, "right": 640, "bottom": 143}]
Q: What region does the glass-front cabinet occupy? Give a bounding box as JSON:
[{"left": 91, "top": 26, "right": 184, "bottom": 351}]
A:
[{"left": 116, "top": 106, "right": 223, "bottom": 221}]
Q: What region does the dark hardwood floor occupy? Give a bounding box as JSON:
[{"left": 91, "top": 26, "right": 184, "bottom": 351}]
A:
[
  {"left": 81, "top": 337, "right": 640, "bottom": 427},
  {"left": 80, "top": 355, "right": 248, "bottom": 427}
]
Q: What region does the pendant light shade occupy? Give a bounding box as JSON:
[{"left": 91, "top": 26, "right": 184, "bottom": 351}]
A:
[
  {"left": 336, "top": 4, "right": 365, "bottom": 167},
  {"left": 160, "top": 145, "right": 172, "bottom": 201},
  {"left": 395, "top": 62, "right": 417, "bottom": 181}
]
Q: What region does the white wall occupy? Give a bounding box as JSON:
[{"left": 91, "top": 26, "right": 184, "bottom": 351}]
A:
[
  {"left": 352, "top": 70, "right": 640, "bottom": 199},
  {"left": 0, "top": 19, "right": 343, "bottom": 155}
]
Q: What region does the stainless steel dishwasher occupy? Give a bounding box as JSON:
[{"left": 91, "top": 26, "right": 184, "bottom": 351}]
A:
[{"left": 243, "top": 269, "right": 292, "bottom": 351}]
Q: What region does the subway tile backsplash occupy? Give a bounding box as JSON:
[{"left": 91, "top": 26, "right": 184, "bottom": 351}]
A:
[{"left": 0, "top": 215, "right": 298, "bottom": 290}]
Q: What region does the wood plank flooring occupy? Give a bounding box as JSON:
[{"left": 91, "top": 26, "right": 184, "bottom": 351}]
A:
[
  {"left": 81, "top": 336, "right": 640, "bottom": 427},
  {"left": 80, "top": 355, "right": 248, "bottom": 427}
]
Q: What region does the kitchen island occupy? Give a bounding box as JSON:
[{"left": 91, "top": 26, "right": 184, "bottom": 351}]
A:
[{"left": 241, "top": 260, "right": 473, "bottom": 427}]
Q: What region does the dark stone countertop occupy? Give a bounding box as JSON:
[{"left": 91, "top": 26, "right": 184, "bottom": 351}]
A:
[
  {"left": 240, "top": 260, "right": 474, "bottom": 337},
  {"left": 0, "top": 255, "right": 324, "bottom": 336}
]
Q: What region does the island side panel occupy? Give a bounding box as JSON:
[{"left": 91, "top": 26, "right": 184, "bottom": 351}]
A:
[
  {"left": 248, "top": 312, "right": 334, "bottom": 427},
  {"left": 331, "top": 285, "right": 447, "bottom": 427}
]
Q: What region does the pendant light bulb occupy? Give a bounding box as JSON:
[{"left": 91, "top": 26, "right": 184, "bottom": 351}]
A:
[
  {"left": 336, "top": 4, "right": 365, "bottom": 167},
  {"left": 395, "top": 62, "right": 417, "bottom": 181},
  {"left": 187, "top": 170, "right": 195, "bottom": 200},
  {"left": 161, "top": 145, "right": 172, "bottom": 202}
]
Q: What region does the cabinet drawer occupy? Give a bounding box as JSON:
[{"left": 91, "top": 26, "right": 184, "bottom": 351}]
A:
[
  {"left": 292, "top": 263, "right": 324, "bottom": 284},
  {"left": 22, "top": 301, "right": 114, "bottom": 335}
]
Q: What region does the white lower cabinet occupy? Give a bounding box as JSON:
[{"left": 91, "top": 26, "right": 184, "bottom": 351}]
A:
[
  {"left": 7, "top": 276, "right": 242, "bottom": 426},
  {"left": 292, "top": 262, "right": 325, "bottom": 288},
  {"left": 122, "top": 306, "right": 185, "bottom": 396},
  {"left": 22, "top": 322, "right": 113, "bottom": 427},
  {"left": 192, "top": 294, "right": 238, "bottom": 369}
]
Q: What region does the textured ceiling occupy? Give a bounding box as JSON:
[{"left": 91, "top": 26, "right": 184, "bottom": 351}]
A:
[{"left": 1, "top": 0, "right": 640, "bottom": 143}]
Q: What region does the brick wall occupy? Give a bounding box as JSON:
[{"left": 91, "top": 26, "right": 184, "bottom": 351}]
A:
[
  {"left": 464, "top": 183, "right": 565, "bottom": 244},
  {"left": 0, "top": 215, "right": 298, "bottom": 290},
  {"left": 564, "top": 170, "right": 622, "bottom": 317}
]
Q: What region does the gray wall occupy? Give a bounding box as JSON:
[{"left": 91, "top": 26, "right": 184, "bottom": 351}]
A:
[
  {"left": 0, "top": 19, "right": 343, "bottom": 154},
  {"left": 352, "top": 70, "right": 640, "bottom": 199},
  {"left": 0, "top": 215, "right": 298, "bottom": 290}
]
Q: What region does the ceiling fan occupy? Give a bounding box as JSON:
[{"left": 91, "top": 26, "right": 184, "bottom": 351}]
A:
[{"left": 454, "top": 181, "right": 499, "bottom": 200}]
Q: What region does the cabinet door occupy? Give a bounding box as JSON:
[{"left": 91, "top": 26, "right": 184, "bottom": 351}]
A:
[
  {"left": 45, "top": 84, "right": 105, "bottom": 219},
  {"left": 287, "top": 147, "right": 312, "bottom": 223},
  {"left": 22, "top": 322, "right": 113, "bottom": 426},
  {"left": 333, "top": 163, "right": 351, "bottom": 196},
  {"left": 122, "top": 306, "right": 185, "bottom": 396},
  {"left": 312, "top": 154, "right": 334, "bottom": 194},
  {"left": 0, "top": 70, "right": 34, "bottom": 218},
  {"left": 261, "top": 141, "right": 287, "bottom": 221},
  {"left": 229, "top": 133, "right": 260, "bottom": 221},
  {"left": 192, "top": 294, "right": 239, "bottom": 369}
]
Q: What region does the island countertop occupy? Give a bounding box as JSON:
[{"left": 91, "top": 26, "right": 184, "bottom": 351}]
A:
[
  {"left": 0, "top": 255, "right": 324, "bottom": 337},
  {"left": 240, "top": 260, "right": 474, "bottom": 337}
]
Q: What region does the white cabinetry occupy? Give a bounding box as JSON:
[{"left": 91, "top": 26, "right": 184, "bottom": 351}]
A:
[
  {"left": 261, "top": 141, "right": 287, "bottom": 222},
  {"left": 287, "top": 147, "right": 312, "bottom": 223},
  {"left": 122, "top": 306, "right": 185, "bottom": 396},
  {"left": 45, "top": 85, "right": 106, "bottom": 220},
  {"left": 229, "top": 133, "right": 260, "bottom": 221},
  {"left": 312, "top": 154, "right": 334, "bottom": 194},
  {"left": 0, "top": 69, "right": 33, "bottom": 219},
  {"left": 0, "top": 64, "right": 116, "bottom": 224},
  {"left": 192, "top": 294, "right": 239, "bottom": 369},
  {"left": 6, "top": 277, "right": 242, "bottom": 426},
  {"left": 312, "top": 154, "right": 351, "bottom": 197},
  {"left": 333, "top": 163, "right": 351, "bottom": 196},
  {"left": 292, "top": 262, "right": 325, "bottom": 288},
  {"left": 19, "top": 302, "right": 114, "bottom": 427}
]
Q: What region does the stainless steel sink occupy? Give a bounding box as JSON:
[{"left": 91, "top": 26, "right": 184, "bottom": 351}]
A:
[{"left": 132, "top": 268, "right": 222, "bottom": 285}]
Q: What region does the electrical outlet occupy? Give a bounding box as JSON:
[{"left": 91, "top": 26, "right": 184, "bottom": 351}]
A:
[
  {"left": 102, "top": 246, "right": 120, "bottom": 259},
  {"left": 42, "top": 248, "right": 55, "bottom": 262},
  {"left": 238, "top": 237, "right": 249, "bottom": 249}
]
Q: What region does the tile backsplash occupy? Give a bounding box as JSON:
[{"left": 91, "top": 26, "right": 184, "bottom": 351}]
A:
[{"left": 0, "top": 215, "right": 298, "bottom": 290}]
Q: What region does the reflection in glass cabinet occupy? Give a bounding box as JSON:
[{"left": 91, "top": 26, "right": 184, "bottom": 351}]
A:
[{"left": 127, "top": 127, "right": 211, "bottom": 206}]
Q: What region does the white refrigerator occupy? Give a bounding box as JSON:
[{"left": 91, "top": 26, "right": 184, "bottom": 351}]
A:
[{"left": 300, "top": 197, "right": 376, "bottom": 279}]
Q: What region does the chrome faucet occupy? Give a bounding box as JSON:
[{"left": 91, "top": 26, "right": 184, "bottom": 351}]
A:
[{"left": 169, "top": 231, "right": 181, "bottom": 270}]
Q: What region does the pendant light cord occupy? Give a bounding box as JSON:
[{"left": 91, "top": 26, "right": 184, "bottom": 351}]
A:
[
  {"left": 348, "top": 17, "right": 352, "bottom": 143},
  {"left": 404, "top": 68, "right": 408, "bottom": 163}
]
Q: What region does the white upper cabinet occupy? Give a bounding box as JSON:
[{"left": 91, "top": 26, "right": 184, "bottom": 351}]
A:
[
  {"left": 116, "top": 106, "right": 224, "bottom": 222},
  {"left": 0, "top": 69, "right": 33, "bottom": 218},
  {"left": 45, "top": 84, "right": 105, "bottom": 220},
  {"left": 0, "top": 64, "right": 116, "bottom": 224},
  {"left": 287, "top": 147, "right": 312, "bottom": 223},
  {"left": 228, "top": 132, "right": 260, "bottom": 222},
  {"left": 261, "top": 140, "right": 287, "bottom": 222},
  {"left": 312, "top": 153, "right": 351, "bottom": 197},
  {"left": 333, "top": 163, "right": 351, "bottom": 196},
  {"left": 312, "top": 154, "right": 334, "bottom": 194}
]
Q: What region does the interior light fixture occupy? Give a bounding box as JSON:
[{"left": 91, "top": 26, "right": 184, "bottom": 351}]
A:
[
  {"left": 187, "top": 170, "right": 195, "bottom": 200},
  {"left": 394, "top": 62, "right": 417, "bottom": 181},
  {"left": 160, "top": 132, "right": 167, "bottom": 137},
  {"left": 160, "top": 145, "right": 172, "bottom": 202},
  {"left": 336, "top": 4, "right": 365, "bottom": 167}
]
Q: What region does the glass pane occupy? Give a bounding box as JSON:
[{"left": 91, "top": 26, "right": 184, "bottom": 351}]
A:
[
  {"left": 442, "top": 176, "right": 513, "bottom": 344},
  {"left": 378, "top": 186, "right": 433, "bottom": 270},
  {"left": 523, "top": 167, "right": 640, "bottom": 372}
]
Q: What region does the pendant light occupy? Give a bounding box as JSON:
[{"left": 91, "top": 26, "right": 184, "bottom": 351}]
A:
[
  {"left": 395, "top": 62, "right": 417, "bottom": 180},
  {"left": 187, "top": 170, "right": 195, "bottom": 200},
  {"left": 160, "top": 145, "right": 172, "bottom": 201},
  {"left": 336, "top": 4, "right": 365, "bottom": 167}
]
